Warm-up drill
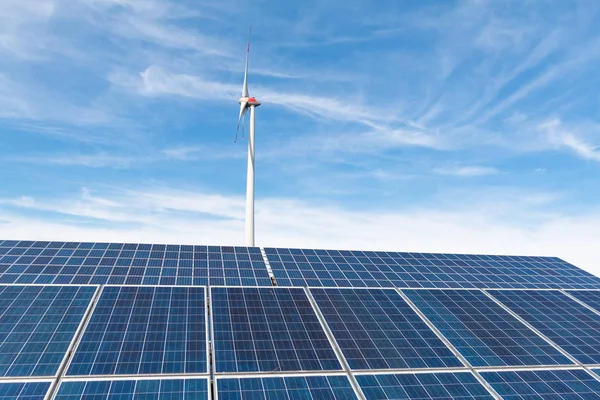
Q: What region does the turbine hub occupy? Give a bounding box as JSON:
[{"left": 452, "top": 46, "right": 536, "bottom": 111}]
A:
[{"left": 239, "top": 96, "right": 261, "bottom": 107}]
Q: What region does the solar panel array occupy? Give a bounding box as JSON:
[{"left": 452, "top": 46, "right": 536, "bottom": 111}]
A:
[{"left": 2, "top": 239, "right": 600, "bottom": 400}]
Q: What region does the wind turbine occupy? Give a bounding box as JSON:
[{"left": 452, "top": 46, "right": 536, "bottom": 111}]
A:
[{"left": 237, "top": 28, "right": 261, "bottom": 247}]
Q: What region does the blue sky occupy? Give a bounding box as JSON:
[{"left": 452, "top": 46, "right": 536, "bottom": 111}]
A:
[{"left": 2, "top": 0, "right": 600, "bottom": 274}]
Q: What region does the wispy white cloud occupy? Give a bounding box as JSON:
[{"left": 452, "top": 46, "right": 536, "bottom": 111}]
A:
[
  {"left": 541, "top": 119, "right": 600, "bottom": 162},
  {"left": 433, "top": 166, "right": 499, "bottom": 177}
]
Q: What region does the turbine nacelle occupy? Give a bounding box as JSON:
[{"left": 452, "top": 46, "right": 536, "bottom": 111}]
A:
[{"left": 239, "top": 96, "right": 261, "bottom": 107}]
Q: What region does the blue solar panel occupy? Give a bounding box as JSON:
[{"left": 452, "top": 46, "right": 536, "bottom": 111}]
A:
[
  {"left": 481, "top": 369, "right": 600, "bottom": 399},
  {"left": 310, "top": 288, "right": 463, "bottom": 370},
  {"left": 0, "top": 285, "right": 95, "bottom": 377},
  {"left": 0, "top": 382, "right": 50, "bottom": 400},
  {"left": 217, "top": 375, "right": 357, "bottom": 399},
  {"left": 0, "top": 241, "right": 271, "bottom": 286},
  {"left": 356, "top": 372, "right": 494, "bottom": 399},
  {"left": 55, "top": 378, "right": 208, "bottom": 399},
  {"left": 402, "top": 289, "right": 572, "bottom": 367},
  {"left": 264, "top": 247, "right": 600, "bottom": 289},
  {"left": 565, "top": 290, "right": 600, "bottom": 312},
  {"left": 67, "top": 286, "right": 206, "bottom": 375},
  {"left": 489, "top": 289, "right": 600, "bottom": 365},
  {"left": 211, "top": 287, "right": 341, "bottom": 373}
]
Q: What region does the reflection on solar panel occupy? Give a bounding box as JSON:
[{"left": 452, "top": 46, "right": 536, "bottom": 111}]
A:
[
  {"left": 0, "top": 285, "right": 95, "bottom": 377},
  {"left": 264, "top": 247, "right": 600, "bottom": 289},
  {"left": 217, "top": 375, "right": 357, "bottom": 399},
  {"left": 489, "top": 290, "right": 600, "bottom": 365},
  {"left": 211, "top": 287, "right": 341, "bottom": 373},
  {"left": 0, "top": 382, "right": 50, "bottom": 400},
  {"left": 0, "top": 241, "right": 271, "bottom": 286},
  {"left": 310, "top": 288, "right": 463, "bottom": 370},
  {"left": 55, "top": 378, "right": 208, "bottom": 399},
  {"left": 67, "top": 286, "right": 206, "bottom": 375},
  {"left": 565, "top": 290, "right": 600, "bottom": 312},
  {"left": 481, "top": 369, "right": 600, "bottom": 399},
  {"left": 403, "top": 289, "right": 572, "bottom": 367},
  {"left": 356, "top": 372, "right": 494, "bottom": 399}
]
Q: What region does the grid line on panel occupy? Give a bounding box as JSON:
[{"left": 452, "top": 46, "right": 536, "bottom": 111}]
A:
[
  {"left": 487, "top": 289, "right": 600, "bottom": 366},
  {"left": 0, "top": 286, "right": 96, "bottom": 378},
  {"left": 480, "top": 369, "right": 600, "bottom": 399},
  {"left": 66, "top": 286, "right": 207, "bottom": 376},
  {"left": 211, "top": 287, "right": 341, "bottom": 374},
  {"left": 216, "top": 375, "right": 358, "bottom": 400},
  {"left": 356, "top": 371, "right": 496, "bottom": 400},
  {"left": 54, "top": 378, "right": 208, "bottom": 399},
  {"left": 402, "top": 289, "right": 572, "bottom": 368},
  {"left": 309, "top": 288, "right": 463, "bottom": 370},
  {"left": 263, "top": 247, "right": 600, "bottom": 289},
  {"left": 0, "top": 381, "right": 51, "bottom": 400}
]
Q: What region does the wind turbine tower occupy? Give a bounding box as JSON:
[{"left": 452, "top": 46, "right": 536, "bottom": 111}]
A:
[{"left": 237, "top": 29, "right": 260, "bottom": 247}]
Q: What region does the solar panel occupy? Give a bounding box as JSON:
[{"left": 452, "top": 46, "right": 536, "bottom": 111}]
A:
[
  {"left": 489, "top": 289, "right": 600, "bottom": 365},
  {"left": 480, "top": 369, "right": 600, "bottom": 399},
  {"left": 0, "top": 285, "right": 95, "bottom": 377},
  {"left": 402, "top": 289, "right": 572, "bottom": 367},
  {"left": 211, "top": 287, "right": 341, "bottom": 373},
  {"left": 0, "top": 241, "right": 271, "bottom": 286},
  {"left": 66, "top": 286, "right": 207, "bottom": 375},
  {"left": 264, "top": 247, "right": 600, "bottom": 289},
  {"left": 310, "top": 288, "right": 463, "bottom": 370},
  {"left": 216, "top": 375, "right": 357, "bottom": 399},
  {"left": 0, "top": 382, "right": 50, "bottom": 400},
  {"left": 565, "top": 290, "right": 600, "bottom": 312},
  {"left": 355, "top": 371, "right": 494, "bottom": 399},
  {"left": 55, "top": 378, "right": 208, "bottom": 399}
]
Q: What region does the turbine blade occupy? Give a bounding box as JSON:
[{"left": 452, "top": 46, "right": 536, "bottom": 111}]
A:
[
  {"left": 241, "top": 26, "right": 251, "bottom": 98},
  {"left": 235, "top": 101, "right": 248, "bottom": 142}
]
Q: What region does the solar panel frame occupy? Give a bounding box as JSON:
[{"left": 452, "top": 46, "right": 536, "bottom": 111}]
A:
[
  {"left": 487, "top": 289, "right": 600, "bottom": 365},
  {"left": 401, "top": 289, "right": 573, "bottom": 367},
  {"left": 309, "top": 287, "right": 464, "bottom": 371},
  {"left": 0, "top": 285, "right": 97, "bottom": 378},
  {"left": 0, "top": 381, "right": 52, "bottom": 400},
  {"left": 214, "top": 374, "right": 360, "bottom": 400},
  {"left": 54, "top": 377, "right": 209, "bottom": 399},
  {"left": 210, "top": 286, "right": 343, "bottom": 374},
  {"left": 65, "top": 285, "right": 209, "bottom": 376},
  {"left": 480, "top": 368, "right": 600, "bottom": 399}
]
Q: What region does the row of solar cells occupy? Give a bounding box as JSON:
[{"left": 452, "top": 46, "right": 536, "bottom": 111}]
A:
[
  {"left": 3, "top": 286, "right": 600, "bottom": 379},
  {"left": 2, "top": 241, "right": 600, "bottom": 289},
  {"left": 4, "top": 369, "right": 600, "bottom": 399}
]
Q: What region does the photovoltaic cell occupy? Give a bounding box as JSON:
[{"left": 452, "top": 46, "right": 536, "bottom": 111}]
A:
[
  {"left": 0, "top": 285, "right": 95, "bottom": 377},
  {"left": 55, "top": 378, "right": 208, "bottom": 399},
  {"left": 489, "top": 289, "right": 600, "bottom": 365},
  {"left": 264, "top": 247, "right": 600, "bottom": 289},
  {"left": 402, "top": 289, "right": 572, "bottom": 367},
  {"left": 356, "top": 372, "right": 494, "bottom": 399},
  {"left": 0, "top": 382, "right": 50, "bottom": 400},
  {"left": 310, "top": 288, "right": 463, "bottom": 370},
  {"left": 211, "top": 287, "right": 341, "bottom": 373},
  {"left": 565, "top": 290, "right": 600, "bottom": 312},
  {"left": 481, "top": 369, "right": 600, "bottom": 399},
  {"left": 67, "top": 286, "right": 206, "bottom": 376},
  {"left": 217, "top": 375, "right": 357, "bottom": 400},
  {"left": 0, "top": 241, "right": 271, "bottom": 286}
]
